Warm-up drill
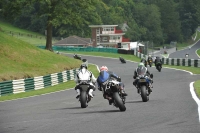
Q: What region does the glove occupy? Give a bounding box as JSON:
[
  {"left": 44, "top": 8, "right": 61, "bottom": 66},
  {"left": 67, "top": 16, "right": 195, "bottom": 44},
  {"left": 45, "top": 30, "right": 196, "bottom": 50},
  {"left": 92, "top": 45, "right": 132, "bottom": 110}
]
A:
[
  {"left": 133, "top": 76, "right": 136, "bottom": 79},
  {"left": 117, "top": 77, "right": 121, "bottom": 82}
]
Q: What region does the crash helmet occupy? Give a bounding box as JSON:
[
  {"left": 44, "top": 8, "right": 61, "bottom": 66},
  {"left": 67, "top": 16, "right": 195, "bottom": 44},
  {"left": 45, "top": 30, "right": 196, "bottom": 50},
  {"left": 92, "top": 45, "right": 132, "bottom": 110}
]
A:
[
  {"left": 156, "top": 56, "right": 160, "bottom": 59},
  {"left": 80, "top": 64, "right": 87, "bottom": 69},
  {"left": 100, "top": 66, "right": 108, "bottom": 71},
  {"left": 138, "top": 62, "right": 144, "bottom": 67}
]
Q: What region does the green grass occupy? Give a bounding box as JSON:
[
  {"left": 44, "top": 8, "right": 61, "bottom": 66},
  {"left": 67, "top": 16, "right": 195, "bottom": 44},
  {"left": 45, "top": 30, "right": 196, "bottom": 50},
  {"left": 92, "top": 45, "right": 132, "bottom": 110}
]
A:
[
  {"left": 197, "top": 49, "right": 200, "bottom": 56},
  {"left": 0, "top": 31, "right": 82, "bottom": 81},
  {"left": 161, "top": 54, "right": 168, "bottom": 58},
  {"left": 63, "top": 51, "right": 141, "bottom": 62},
  {"left": 0, "top": 21, "right": 57, "bottom": 46},
  {"left": 194, "top": 80, "right": 200, "bottom": 98}
]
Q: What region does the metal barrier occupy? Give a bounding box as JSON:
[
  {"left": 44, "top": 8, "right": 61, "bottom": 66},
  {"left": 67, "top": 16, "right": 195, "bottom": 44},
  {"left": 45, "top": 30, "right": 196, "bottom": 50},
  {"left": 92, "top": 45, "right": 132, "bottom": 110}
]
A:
[{"left": 0, "top": 69, "right": 79, "bottom": 96}]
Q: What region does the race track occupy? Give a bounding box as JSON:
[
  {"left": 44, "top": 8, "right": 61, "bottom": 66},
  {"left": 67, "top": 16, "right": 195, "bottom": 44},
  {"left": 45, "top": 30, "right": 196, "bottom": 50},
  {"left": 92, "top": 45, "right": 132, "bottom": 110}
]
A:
[
  {"left": 0, "top": 54, "right": 200, "bottom": 133},
  {"left": 169, "top": 41, "right": 200, "bottom": 59}
]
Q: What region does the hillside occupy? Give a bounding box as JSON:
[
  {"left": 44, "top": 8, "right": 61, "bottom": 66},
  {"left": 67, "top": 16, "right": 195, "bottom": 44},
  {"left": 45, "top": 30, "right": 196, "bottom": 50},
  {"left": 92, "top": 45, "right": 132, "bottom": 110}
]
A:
[{"left": 0, "top": 31, "right": 82, "bottom": 82}]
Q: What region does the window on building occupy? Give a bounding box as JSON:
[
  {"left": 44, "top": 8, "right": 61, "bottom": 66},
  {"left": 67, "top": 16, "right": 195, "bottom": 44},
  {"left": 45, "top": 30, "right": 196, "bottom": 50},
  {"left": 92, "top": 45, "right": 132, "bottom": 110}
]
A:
[{"left": 102, "top": 37, "right": 108, "bottom": 42}]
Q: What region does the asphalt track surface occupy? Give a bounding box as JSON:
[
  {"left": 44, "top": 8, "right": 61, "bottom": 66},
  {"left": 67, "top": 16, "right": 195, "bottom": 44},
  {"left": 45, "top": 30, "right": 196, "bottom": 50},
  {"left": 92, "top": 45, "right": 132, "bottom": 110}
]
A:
[
  {"left": 0, "top": 54, "right": 200, "bottom": 133},
  {"left": 169, "top": 40, "right": 200, "bottom": 59}
]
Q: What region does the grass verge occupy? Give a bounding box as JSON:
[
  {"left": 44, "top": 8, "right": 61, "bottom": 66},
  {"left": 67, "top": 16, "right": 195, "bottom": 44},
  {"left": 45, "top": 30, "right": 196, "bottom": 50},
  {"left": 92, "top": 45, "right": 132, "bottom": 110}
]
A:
[
  {"left": 197, "top": 49, "right": 200, "bottom": 57},
  {"left": 194, "top": 80, "right": 200, "bottom": 99}
]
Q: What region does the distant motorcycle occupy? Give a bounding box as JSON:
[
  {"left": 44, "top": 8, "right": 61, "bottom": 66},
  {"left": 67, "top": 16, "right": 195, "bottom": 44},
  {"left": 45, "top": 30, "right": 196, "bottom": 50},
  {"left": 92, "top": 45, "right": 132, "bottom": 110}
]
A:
[
  {"left": 134, "top": 68, "right": 153, "bottom": 102},
  {"left": 73, "top": 54, "right": 81, "bottom": 60},
  {"left": 156, "top": 62, "right": 162, "bottom": 72},
  {"left": 147, "top": 59, "right": 153, "bottom": 67},
  {"left": 101, "top": 78, "right": 126, "bottom": 111},
  {"left": 141, "top": 59, "right": 147, "bottom": 67},
  {"left": 119, "top": 57, "right": 126, "bottom": 63},
  {"left": 77, "top": 80, "right": 93, "bottom": 108}
]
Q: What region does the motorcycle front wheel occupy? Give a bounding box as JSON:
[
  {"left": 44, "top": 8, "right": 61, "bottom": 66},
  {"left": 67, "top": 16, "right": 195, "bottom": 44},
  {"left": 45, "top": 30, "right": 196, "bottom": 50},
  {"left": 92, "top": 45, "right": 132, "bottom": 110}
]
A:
[
  {"left": 113, "top": 92, "right": 126, "bottom": 111},
  {"left": 80, "top": 91, "right": 88, "bottom": 108}
]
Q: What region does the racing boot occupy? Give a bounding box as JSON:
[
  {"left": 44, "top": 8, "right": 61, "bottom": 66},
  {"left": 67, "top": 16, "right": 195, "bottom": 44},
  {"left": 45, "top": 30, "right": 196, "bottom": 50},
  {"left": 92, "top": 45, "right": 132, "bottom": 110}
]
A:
[
  {"left": 105, "top": 95, "right": 112, "bottom": 105},
  {"left": 88, "top": 89, "right": 94, "bottom": 98},
  {"left": 76, "top": 89, "right": 80, "bottom": 99},
  {"left": 119, "top": 86, "right": 128, "bottom": 96}
]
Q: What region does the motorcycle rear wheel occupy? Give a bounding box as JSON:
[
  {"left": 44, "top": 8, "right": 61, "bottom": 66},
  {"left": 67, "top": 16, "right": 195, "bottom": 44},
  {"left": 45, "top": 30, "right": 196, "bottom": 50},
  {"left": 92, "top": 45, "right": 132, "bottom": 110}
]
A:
[
  {"left": 80, "top": 91, "right": 88, "bottom": 108},
  {"left": 158, "top": 66, "right": 161, "bottom": 72},
  {"left": 141, "top": 85, "right": 149, "bottom": 102},
  {"left": 113, "top": 92, "right": 126, "bottom": 111}
]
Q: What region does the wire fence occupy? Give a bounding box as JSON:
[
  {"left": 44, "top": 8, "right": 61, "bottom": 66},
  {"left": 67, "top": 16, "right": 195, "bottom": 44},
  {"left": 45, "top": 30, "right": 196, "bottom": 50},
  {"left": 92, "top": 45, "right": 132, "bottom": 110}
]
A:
[{"left": 1, "top": 30, "right": 61, "bottom": 44}]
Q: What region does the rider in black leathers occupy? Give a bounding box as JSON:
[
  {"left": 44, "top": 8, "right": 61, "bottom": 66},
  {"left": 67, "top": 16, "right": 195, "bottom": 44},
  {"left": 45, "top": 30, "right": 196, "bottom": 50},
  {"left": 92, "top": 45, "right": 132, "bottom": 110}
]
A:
[{"left": 154, "top": 56, "right": 162, "bottom": 68}]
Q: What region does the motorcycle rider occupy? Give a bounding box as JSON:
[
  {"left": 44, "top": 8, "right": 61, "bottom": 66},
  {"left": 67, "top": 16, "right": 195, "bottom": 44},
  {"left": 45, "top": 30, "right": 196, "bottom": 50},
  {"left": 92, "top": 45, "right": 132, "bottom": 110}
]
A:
[
  {"left": 147, "top": 55, "right": 153, "bottom": 64},
  {"left": 97, "top": 66, "right": 127, "bottom": 104},
  {"left": 133, "top": 62, "right": 153, "bottom": 93},
  {"left": 154, "top": 56, "right": 162, "bottom": 68},
  {"left": 140, "top": 57, "right": 147, "bottom": 67},
  {"left": 74, "top": 64, "right": 97, "bottom": 99}
]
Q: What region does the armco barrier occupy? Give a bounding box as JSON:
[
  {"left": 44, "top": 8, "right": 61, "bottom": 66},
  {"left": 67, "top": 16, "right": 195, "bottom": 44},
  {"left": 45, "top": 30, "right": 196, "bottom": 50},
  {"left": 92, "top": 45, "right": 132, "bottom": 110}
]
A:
[
  {"left": 134, "top": 51, "right": 200, "bottom": 67},
  {"left": 0, "top": 68, "right": 79, "bottom": 96},
  {"left": 161, "top": 58, "right": 200, "bottom": 67}
]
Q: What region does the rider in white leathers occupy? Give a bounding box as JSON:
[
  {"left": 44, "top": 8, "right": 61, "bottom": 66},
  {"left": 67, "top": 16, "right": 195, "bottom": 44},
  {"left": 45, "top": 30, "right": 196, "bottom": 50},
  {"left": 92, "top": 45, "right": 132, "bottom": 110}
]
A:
[{"left": 74, "top": 64, "right": 97, "bottom": 99}]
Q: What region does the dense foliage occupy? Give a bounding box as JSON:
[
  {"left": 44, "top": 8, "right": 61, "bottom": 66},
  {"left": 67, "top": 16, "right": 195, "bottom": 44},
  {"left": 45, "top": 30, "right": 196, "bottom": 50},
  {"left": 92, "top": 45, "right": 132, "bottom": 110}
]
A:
[{"left": 0, "top": 0, "right": 200, "bottom": 49}]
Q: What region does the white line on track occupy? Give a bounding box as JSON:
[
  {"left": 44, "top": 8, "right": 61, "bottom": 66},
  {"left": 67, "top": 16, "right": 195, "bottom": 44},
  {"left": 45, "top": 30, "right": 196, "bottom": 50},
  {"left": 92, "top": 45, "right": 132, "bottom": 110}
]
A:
[{"left": 190, "top": 82, "right": 200, "bottom": 122}]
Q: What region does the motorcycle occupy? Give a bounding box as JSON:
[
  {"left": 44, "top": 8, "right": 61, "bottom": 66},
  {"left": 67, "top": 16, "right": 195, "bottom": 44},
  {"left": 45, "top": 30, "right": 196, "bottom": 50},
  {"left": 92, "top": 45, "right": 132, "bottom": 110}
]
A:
[
  {"left": 74, "top": 54, "right": 81, "bottom": 60},
  {"left": 77, "top": 80, "right": 92, "bottom": 108},
  {"left": 119, "top": 57, "right": 126, "bottom": 63},
  {"left": 156, "top": 62, "right": 162, "bottom": 72},
  {"left": 135, "top": 68, "right": 153, "bottom": 102},
  {"left": 101, "top": 78, "right": 126, "bottom": 111},
  {"left": 141, "top": 59, "right": 147, "bottom": 67},
  {"left": 147, "top": 59, "right": 153, "bottom": 67}
]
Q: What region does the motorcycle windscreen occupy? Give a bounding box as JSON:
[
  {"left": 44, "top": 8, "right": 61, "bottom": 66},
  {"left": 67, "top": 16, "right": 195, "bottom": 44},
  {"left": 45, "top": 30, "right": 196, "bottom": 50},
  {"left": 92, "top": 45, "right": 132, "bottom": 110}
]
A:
[{"left": 136, "top": 66, "right": 147, "bottom": 76}]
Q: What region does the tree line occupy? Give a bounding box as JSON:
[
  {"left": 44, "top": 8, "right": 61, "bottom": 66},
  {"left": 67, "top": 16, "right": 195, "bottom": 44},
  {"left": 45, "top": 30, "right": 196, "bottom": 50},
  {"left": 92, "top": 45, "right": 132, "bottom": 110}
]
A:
[{"left": 0, "top": 0, "right": 200, "bottom": 51}]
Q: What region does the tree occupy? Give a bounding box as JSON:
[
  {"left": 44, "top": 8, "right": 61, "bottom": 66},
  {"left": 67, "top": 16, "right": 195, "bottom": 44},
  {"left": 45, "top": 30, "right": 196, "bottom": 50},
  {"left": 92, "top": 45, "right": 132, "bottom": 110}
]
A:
[
  {"left": 132, "top": 3, "right": 163, "bottom": 44},
  {"left": 35, "top": 0, "right": 100, "bottom": 51},
  {"left": 178, "top": 0, "right": 200, "bottom": 40},
  {"left": 156, "top": 0, "right": 182, "bottom": 43},
  {"left": 1, "top": 0, "right": 100, "bottom": 51}
]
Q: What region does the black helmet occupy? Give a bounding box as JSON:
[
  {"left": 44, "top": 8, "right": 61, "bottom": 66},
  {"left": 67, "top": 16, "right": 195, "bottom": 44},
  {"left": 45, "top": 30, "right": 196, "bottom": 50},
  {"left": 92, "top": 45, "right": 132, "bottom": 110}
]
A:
[{"left": 80, "top": 64, "right": 87, "bottom": 69}]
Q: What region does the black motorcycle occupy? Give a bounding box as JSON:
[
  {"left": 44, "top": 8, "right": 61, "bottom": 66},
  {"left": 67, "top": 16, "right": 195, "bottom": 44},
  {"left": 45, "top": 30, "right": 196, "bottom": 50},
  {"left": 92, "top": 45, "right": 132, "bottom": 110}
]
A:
[
  {"left": 156, "top": 62, "right": 162, "bottom": 72},
  {"left": 101, "top": 78, "right": 126, "bottom": 111},
  {"left": 77, "top": 80, "right": 92, "bottom": 108},
  {"left": 74, "top": 54, "right": 81, "bottom": 60},
  {"left": 119, "top": 57, "right": 126, "bottom": 63},
  {"left": 135, "top": 68, "right": 153, "bottom": 102}
]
